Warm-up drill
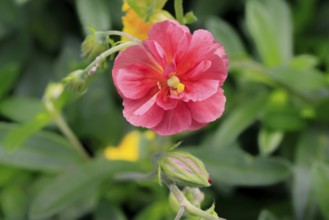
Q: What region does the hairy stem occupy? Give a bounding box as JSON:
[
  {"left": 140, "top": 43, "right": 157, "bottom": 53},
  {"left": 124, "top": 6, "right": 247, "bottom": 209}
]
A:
[
  {"left": 85, "top": 41, "right": 140, "bottom": 75},
  {"left": 103, "top": 30, "right": 140, "bottom": 42},
  {"left": 168, "top": 184, "right": 225, "bottom": 220}
]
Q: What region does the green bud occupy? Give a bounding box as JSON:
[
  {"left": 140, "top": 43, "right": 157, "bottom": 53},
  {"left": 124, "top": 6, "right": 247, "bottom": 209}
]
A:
[
  {"left": 63, "top": 70, "right": 88, "bottom": 94},
  {"left": 159, "top": 151, "right": 211, "bottom": 187},
  {"left": 82, "top": 28, "right": 110, "bottom": 60}
]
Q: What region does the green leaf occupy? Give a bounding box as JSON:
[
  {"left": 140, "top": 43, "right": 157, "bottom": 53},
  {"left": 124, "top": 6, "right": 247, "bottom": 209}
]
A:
[
  {"left": 0, "top": 183, "right": 29, "bottom": 220},
  {"left": 311, "top": 162, "right": 329, "bottom": 219},
  {"left": 29, "top": 159, "right": 142, "bottom": 220},
  {"left": 2, "top": 112, "right": 53, "bottom": 150},
  {"left": 205, "top": 17, "right": 247, "bottom": 59},
  {"left": 0, "top": 123, "right": 83, "bottom": 172},
  {"left": 258, "top": 210, "right": 278, "bottom": 220},
  {"left": 0, "top": 96, "right": 46, "bottom": 123},
  {"left": 94, "top": 200, "right": 127, "bottom": 220},
  {"left": 246, "top": 0, "right": 292, "bottom": 66},
  {"left": 293, "top": 129, "right": 329, "bottom": 219},
  {"left": 289, "top": 54, "right": 319, "bottom": 70},
  {"left": 190, "top": 145, "right": 292, "bottom": 186},
  {"left": 267, "top": 66, "right": 328, "bottom": 95},
  {"left": 211, "top": 92, "right": 268, "bottom": 149},
  {"left": 127, "top": 0, "right": 167, "bottom": 21},
  {"left": 0, "top": 62, "right": 20, "bottom": 100},
  {"left": 135, "top": 201, "right": 173, "bottom": 220},
  {"left": 75, "top": 0, "right": 111, "bottom": 34},
  {"left": 258, "top": 129, "right": 283, "bottom": 156}
]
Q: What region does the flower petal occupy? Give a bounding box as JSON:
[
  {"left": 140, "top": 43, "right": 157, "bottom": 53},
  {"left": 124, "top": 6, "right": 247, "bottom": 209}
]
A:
[
  {"left": 123, "top": 95, "right": 164, "bottom": 128},
  {"left": 183, "top": 79, "right": 219, "bottom": 102},
  {"left": 153, "top": 102, "right": 192, "bottom": 135},
  {"left": 116, "top": 64, "right": 160, "bottom": 99},
  {"left": 187, "top": 88, "right": 226, "bottom": 123},
  {"left": 147, "top": 20, "right": 191, "bottom": 62},
  {"left": 156, "top": 88, "right": 178, "bottom": 110}
]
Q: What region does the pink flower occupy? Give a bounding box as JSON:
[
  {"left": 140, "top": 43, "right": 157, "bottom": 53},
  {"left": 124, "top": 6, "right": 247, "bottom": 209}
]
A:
[{"left": 113, "top": 20, "right": 229, "bottom": 135}]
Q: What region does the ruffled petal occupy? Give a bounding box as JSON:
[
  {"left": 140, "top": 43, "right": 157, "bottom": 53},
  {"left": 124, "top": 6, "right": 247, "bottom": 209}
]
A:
[
  {"left": 187, "top": 88, "right": 226, "bottom": 123},
  {"left": 123, "top": 95, "right": 164, "bottom": 128},
  {"left": 183, "top": 79, "right": 219, "bottom": 102},
  {"left": 116, "top": 64, "right": 160, "bottom": 99},
  {"left": 147, "top": 20, "right": 191, "bottom": 63},
  {"left": 156, "top": 88, "right": 178, "bottom": 110},
  {"left": 153, "top": 102, "right": 192, "bottom": 135}
]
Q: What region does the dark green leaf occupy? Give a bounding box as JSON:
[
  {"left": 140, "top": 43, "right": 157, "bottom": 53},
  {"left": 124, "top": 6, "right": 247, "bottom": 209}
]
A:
[
  {"left": 0, "top": 123, "right": 83, "bottom": 172},
  {"left": 29, "top": 159, "right": 142, "bottom": 219},
  {"left": 94, "top": 200, "right": 126, "bottom": 220},
  {"left": 0, "top": 62, "right": 20, "bottom": 100}
]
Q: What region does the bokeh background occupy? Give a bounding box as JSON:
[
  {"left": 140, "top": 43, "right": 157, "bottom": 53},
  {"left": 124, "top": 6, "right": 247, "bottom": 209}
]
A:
[{"left": 0, "top": 0, "right": 329, "bottom": 219}]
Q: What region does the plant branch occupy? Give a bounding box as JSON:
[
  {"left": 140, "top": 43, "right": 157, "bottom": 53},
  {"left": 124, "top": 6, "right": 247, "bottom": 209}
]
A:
[
  {"left": 167, "top": 184, "right": 225, "bottom": 220},
  {"left": 174, "top": 0, "right": 184, "bottom": 24}
]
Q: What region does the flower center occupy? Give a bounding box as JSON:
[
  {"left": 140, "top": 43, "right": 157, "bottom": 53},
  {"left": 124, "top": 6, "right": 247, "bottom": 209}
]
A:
[{"left": 167, "top": 75, "right": 185, "bottom": 95}]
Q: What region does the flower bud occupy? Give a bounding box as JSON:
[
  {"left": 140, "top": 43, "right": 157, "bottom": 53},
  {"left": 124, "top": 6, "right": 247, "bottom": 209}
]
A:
[
  {"left": 159, "top": 151, "right": 211, "bottom": 187},
  {"left": 82, "top": 29, "right": 110, "bottom": 60},
  {"left": 169, "top": 187, "right": 205, "bottom": 211},
  {"left": 63, "top": 70, "right": 88, "bottom": 94}
]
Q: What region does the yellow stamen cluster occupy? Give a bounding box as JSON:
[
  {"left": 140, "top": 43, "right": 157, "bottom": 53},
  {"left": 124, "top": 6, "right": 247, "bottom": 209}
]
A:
[{"left": 167, "top": 75, "right": 185, "bottom": 94}]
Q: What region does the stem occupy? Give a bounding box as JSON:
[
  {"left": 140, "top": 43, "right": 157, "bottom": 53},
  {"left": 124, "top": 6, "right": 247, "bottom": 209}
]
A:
[
  {"left": 174, "top": 0, "right": 184, "bottom": 24},
  {"left": 85, "top": 41, "right": 140, "bottom": 74},
  {"left": 175, "top": 206, "right": 185, "bottom": 220},
  {"left": 168, "top": 184, "right": 225, "bottom": 220},
  {"left": 53, "top": 113, "right": 90, "bottom": 160},
  {"left": 103, "top": 30, "right": 140, "bottom": 42},
  {"left": 44, "top": 101, "right": 90, "bottom": 160}
]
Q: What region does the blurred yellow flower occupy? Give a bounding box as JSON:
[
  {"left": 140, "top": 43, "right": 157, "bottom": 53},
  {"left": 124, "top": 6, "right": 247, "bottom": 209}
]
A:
[
  {"left": 104, "top": 130, "right": 157, "bottom": 162},
  {"left": 104, "top": 131, "right": 140, "bottom": 162},
  {"left": 121, "top": 2, "right": 152, "bottom": 41},
  {"left": 121, "top": 1, "right": 173, "bottom": 41}
]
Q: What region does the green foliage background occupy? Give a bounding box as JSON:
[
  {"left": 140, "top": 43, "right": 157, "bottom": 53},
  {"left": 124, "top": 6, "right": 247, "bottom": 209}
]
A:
[{"left": 0, "top": 0, "right": 329, "bottom": 219}]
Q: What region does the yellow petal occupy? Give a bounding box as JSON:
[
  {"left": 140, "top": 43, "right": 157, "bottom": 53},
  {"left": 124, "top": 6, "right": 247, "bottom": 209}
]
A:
[{"left": 104, "top": 131, "right": 140, "bottom": 162}]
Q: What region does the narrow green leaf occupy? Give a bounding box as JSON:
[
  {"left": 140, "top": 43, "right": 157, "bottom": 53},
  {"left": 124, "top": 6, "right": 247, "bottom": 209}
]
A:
[
  {"left": 293, "top": 129, "right": 329, "bottom": 219},
  {"left": 211, "top": 92, "right": 268, "bottom": 149},
  {"left": 0, "top": 96, "right": 46, "bottom": 123},
  {"left": 75, "top": 0, "right": 111, "bottom": 34},
  {"left": 258, "top": 129, "right": 283, "bottom": 156},
  {"left": 0, "top": 62, "right": 20, "bottom": 99},
  {"left": 29, "top": 159, "right": 142, "bottom": 220},
  {"left": 2, "top": 112, "right": 53, "bottom": 150},
  {"left": 246, "top": 0, "right": 292, "bottom": 66},
  {"left": 0, "top": 123, "right": 83, "bottom": 172},
  {"left": 190, "top": 145, "right": 292, "bottom": 186},
  {"left": 206, "top": 17, "right": 247, "bottom": 59},
  {"left": 312, "top": 162, "right": 329, "bottom": 219}
]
